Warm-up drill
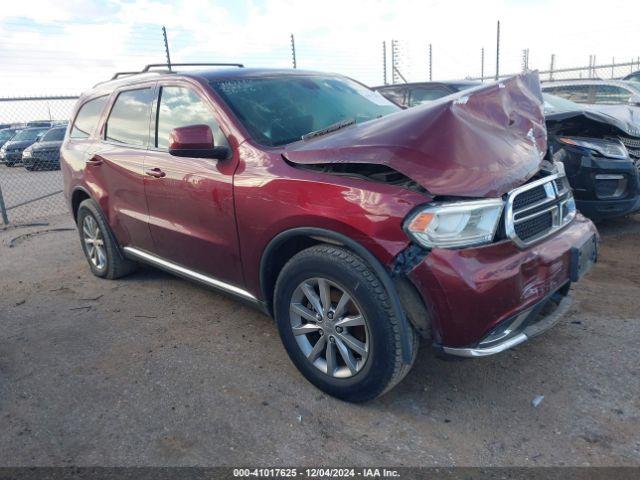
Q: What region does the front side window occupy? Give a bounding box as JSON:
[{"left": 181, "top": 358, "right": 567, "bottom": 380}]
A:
[
  {"left": 408, "top": 86, "right": 452, "bottom": 107},
  {"left": 593, "top": 85, "right": 632, "bottom": 104},
  {"left": 156, "top": 86, "right": 228, "bottom": 149},
  {"left": 71, "top": 96, "right": 108, "bottom": 139},
  {"left": 106, "top": 88, "right": 154, "bottom": 147},
  {"left": 211, "top": 75, "right": 399, "bottom": 146}
]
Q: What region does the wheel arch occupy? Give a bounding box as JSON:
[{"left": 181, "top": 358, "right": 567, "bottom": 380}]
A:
[
  {"left": 70, "top": 186, "right": 92, "bottom": 223},
  {"left": 259, "top": 227, "right": 414, "bottom": 364}
]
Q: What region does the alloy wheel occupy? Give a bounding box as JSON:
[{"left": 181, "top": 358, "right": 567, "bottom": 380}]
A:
[
  {"left": 82, "top": 215, "right": 106, "bottom": 271},
  {"left": 289, "top": 277, "right": 370, "bottom": 378}
]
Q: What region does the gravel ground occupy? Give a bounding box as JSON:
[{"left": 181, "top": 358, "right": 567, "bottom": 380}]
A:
[
  {"left": 0, "top": 213, "right": 638, "bottom": 467},
  {"left": 0, "top": 165, "right": 67, "bottom": 224}
]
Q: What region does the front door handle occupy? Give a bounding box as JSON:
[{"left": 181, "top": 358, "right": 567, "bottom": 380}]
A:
[
  {"left": 145, "top": 167, "right": 166, "bottom": 178},
  {"left": 85, "top": 155, "right": 104, "bottom": 166}
]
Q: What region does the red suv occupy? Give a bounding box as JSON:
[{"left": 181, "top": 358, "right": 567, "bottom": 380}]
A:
[{"left": 61, "top": 65, "right": 598, "bottom": 402}]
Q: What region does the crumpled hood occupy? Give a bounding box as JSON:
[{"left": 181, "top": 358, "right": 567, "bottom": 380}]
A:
[
  {"left": 583, "top": 105, "right": 640, "bottom": 136},
  {"left": 545, "top": 107, "right": 639, "bottom": 138},
  {"left": 283, "top": 71, "right": 547, "bottom": 198}
]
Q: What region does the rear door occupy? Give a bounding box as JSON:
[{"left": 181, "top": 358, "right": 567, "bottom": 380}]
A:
[
  {"left": 83, "top": 85, "right": 156, "bottom": 250},
  {"left": 142, "top": 81, "right": 243, "bottom": 285}
]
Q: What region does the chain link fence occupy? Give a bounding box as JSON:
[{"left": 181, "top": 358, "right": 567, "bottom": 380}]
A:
[{"left": 0, "top": 97, "right": 78, "bottom": 225}]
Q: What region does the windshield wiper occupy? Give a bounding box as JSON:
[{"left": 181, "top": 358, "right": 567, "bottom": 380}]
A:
[{"left": 301, "top": 118, "right": 356, "bottom": 141}]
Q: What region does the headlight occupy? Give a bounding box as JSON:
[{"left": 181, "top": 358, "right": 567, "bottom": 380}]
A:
[
  {"left": 404, "top": 199, "right": 504, "bottom": 249},
  {"left": 559, "top": 137, "right": 628, "bottom": 160},
  {"left": 23, "top": 149, "right": 32, "bottom": 157}
]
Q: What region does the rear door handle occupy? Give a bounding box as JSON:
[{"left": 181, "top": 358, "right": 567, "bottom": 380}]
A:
[
  {"left": 145, "top": 167, "right": 166, "bottom": 178},
  {"left": 85, "top": 155, "right": 104, "bottom": 166}
]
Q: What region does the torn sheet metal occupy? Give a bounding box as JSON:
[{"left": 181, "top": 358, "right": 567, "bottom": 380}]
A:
[
  {"left": 283, "top": 71, "right": 547, "bottom": 198},
  {"left": 545, "top": 108, "right": 640, "bottom": 138}
]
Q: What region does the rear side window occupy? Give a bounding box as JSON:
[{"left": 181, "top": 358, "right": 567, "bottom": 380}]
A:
[
  {"left": 378, "top": 87, "right": 406, "bottom": 106},
  {"left": 408, "top": 86, "right": 451, "bottom": 106},
  {"left": 544, "top": 85, "right": 591, "bottom": 103},
  {"left": 593, "top": 85, "right": 632, "bottom": 104},
  {"left": 106, "top": 88, "right": 154, "bottom": 147},
  {"left": 156, "top": 86, "right": 228, "bottom": 149},
  {"left": 70, "top": 96, "right": 108, "bottom": 139}
]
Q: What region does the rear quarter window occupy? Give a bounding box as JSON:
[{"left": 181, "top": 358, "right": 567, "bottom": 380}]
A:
[
  {"left": 105, "top": 88, "right": 154, "bottom": 147},
  {"left": 70, "top": 96, "right": 108, "bottom": 139}
]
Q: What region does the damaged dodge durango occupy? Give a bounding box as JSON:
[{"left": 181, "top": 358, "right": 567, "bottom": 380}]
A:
[{"left": 61, "top": 65, "right": 598, "bottom": 402}]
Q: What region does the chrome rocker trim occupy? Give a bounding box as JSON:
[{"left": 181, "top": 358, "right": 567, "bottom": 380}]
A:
[
  {"left": 442, "top": 293, "right": 573, "bottom": 358},
  {"left": 123, "top": 247, "right": 258, "bottom": 302}
]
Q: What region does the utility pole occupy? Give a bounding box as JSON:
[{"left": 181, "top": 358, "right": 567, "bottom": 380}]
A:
[
  {"left": 391, "top": 39, "right": 398, "bottom": 84},
  {"left": 495, "top": 20, "right": 500, "bottom": 80},
  {"left": 0, "top": 182, "right": 8, "bottom": 225},
  {"left": 612, "top": 57, "right": 615, "bottom": 78},
  {"left": 549, "top": 54, "right": 555, "bottom": 81},
  {"left": 290, "top": 34, "right": 297, "bottom": 69},
  {"left": 481, "top": 47, "right": 485, "bottom": 81},
  {"left": 521, "top": 48, "right": 529, "bottom": 71},
  {"left": 382, "top": 41, "right": 387, "bottom": 85},
  {"left": 162, "top": 25, "right": 172, "bottom": 71},
  {"left": 428, "top": 43, "right": 433, "bottom": 81}
]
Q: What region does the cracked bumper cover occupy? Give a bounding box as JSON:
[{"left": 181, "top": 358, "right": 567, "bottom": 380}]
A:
[{"left": 405, "top": 214, "right": 598, "bottom": 352}]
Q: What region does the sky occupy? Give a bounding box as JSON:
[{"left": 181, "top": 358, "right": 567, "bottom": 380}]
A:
[{"left": 0, "top": 0, "right": 638, "bottom": 101}]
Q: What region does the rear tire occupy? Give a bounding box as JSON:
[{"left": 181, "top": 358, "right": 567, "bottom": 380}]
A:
[
  {"left": 274, "top": 244, "right": 418, "bottom": 402},
  {"left": 76, "top": 199, "right": 137, "bottom": 279}
]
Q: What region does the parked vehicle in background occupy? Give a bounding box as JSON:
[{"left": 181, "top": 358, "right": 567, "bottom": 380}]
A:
[
  {"left": 22, "top": 126, "right": 66, "bottom": 171},
  {"left": 0, "top": 128, "right": 21, "bottom": 149},
  {"left": 374, "top": 80, "right": 477, "bottom": 108},
  {"left": 623, "top": 71, "right": 640, "bottom": 83},
  {"left": 61, "top": 66, "right": 597, "bottom": 401},
  {"left": 541, "top": 80, "right": 640, "bottom": 127},
  {"left": 543, "top": 94, "right": 640, "bottom": 221},
  {"left": 375, "top": 81, "right": 640, "bottom": 221},
  {"left": 26, "top": 120, "right": 53, "bottom": 128},
  {"left": 0, "top": 127, "right": 48, "bottom": 167}
]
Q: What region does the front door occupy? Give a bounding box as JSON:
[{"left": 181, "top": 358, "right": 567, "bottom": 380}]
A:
[{"left": 143, "top": 83, "right": 243, "bottom": 286}]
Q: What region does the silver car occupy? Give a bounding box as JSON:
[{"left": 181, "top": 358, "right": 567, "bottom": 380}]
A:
[{"left": 542, "top": 80, "right": 640, "bottom": 128}]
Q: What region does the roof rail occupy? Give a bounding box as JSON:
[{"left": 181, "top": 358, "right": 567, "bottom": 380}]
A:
[
  {"left": 110, "top": 71, "right": 146, "bottom": 80},
  {"left": 142, "top": 62, "right": 244, "bottom": 72},
  {"left": 95, "top": 62, "right": 245, "bottom": 88}
]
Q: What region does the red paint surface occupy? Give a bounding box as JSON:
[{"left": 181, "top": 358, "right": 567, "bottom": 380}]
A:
[{"left": 61, "top": 70, "right": 597, "bottom": 349}]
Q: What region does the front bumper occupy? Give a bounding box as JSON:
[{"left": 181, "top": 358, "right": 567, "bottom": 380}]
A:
[
  {"left": 406, "top": 214, "right": 598, "bottom": 350},
  {"left": 0, "top": 151, "right": 24, "bottom": 164},
  {"left": 559, "top": 148, "right": 640, "bottom": 221},
  {"left": 23, "top": 151, "right": 60, "bottom": 168},
  {"left": 441, "top": 285, "right": 571, "bottom": 357}
]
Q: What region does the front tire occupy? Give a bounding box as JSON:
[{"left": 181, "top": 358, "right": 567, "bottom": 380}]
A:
[
  {"left": 76, "top": 199, "right": 137, "bottom": 279},
  {"left": 274, "top": 245, "right": 418, "bottom": 402}
]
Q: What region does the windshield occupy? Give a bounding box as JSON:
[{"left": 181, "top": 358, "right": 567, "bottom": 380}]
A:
[
  {"left": 211, "top": 75, "right": 399, "bottom": 146},
  {"left": 0, "top": 129, "right": 16, "bottom": 141},
  {"left": 542, "top": 93, "right": 583, "bottom": 113},
  {"left": 41, "top": 128, "right": 65, "bottom": 141},
  {"left": 12, "top": 128, "right": 46, "bottom": 142}
]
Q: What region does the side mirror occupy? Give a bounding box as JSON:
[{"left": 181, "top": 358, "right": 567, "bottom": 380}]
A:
[
  {"left": 629, "top": 94, "right": 640, "bottom": 107},
  {"left": 168, "top": 125, "right": 230, "bottom": 160}
]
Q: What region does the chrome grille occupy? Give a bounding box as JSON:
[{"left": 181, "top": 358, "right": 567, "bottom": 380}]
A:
[
  {"left": 620, "top": 137, "right": 640, "bottom": 160},
  {"left": 505, "top": 173, "right": 576, "bottom": 248}
]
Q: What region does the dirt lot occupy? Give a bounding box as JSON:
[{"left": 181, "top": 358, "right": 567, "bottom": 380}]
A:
[
  {"left": 0, "top": 165, "right": 67, "bottom": 224},
  {"left": 0, "top": 213, "right": 639, "bottom": 466}
]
